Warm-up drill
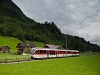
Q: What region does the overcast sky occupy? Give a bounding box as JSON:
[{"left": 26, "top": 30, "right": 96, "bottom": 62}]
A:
[{"left": 12, "top": 0, "right": 100, "bottom": 46}]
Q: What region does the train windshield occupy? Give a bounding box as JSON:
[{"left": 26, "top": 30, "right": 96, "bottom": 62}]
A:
[{"left": 30, "top": 48, "right": 36, "bottom": 54}]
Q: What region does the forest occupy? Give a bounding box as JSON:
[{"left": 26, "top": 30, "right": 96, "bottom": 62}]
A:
[{"left": 0, "top": 0, "right": 100, "bottom": 52}]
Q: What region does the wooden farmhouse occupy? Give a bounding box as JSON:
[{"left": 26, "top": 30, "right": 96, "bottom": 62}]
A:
[
  {"left": 16, "top": 42, "right": 36, "bottom": 54},
  {"left": 0, "top": 46, "right": 10, "bottom": 53},
  {"left": 44, "top": 44, "right": 63, "bottom": 49}
]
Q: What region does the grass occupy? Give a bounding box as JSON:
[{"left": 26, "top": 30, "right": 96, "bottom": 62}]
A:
[
  {"left": 0, "top": 54, "right": 100, "bottom": 75},
  {"left": 0, "top": 36, "right": 99, "bottom": 75},
  {"left": 25, "top": 40, "right": 45, "bottom": 47},
  {"left": 0, "top": 53, "right": 29, "bottom": 59},
  {"left": 0, "top": 36, "right": 21, "bottom": 52},
  {"left": 0, "top": 36, "right": 45, "bottom": 52},
  {"left": 0, "top": 53, "right": 29, "bottom": 62},
  {"left": 33, "top": 41, "right": 45, "bottom": 47}
]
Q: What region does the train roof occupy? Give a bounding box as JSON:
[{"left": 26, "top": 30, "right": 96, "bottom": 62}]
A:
[{"left": 31, "top": 47, "right": 79, "bottom": 52}]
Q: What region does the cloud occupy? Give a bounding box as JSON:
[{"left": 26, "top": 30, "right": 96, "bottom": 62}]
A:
[
  {"left": 12, "top": 0, "right": 100, "bottom": 45},
  {"left": 90, "top": 34, "right": 100, "bottom": 46}
]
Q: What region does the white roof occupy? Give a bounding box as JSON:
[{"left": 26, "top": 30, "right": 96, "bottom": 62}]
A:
[{"left": 31, "top": 47, "right": 79, "bottom": 52}]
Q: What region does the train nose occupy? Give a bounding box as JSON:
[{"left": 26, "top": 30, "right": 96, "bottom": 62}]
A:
[
  {"left": 30, "top": 54, "right": 34, "bottom": 59},
  {"left": 30, "top": 54, "right": 33, "bottom": 57}
]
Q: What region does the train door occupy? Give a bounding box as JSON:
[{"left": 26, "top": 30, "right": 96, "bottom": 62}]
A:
[
  {"left": 56, "top": 51, "right": 57, "bottom": 57},
  {"left": 57, "top": 51, "right": 59, "bottom": 57},
  {"left": 47, "top": 50, "right": 49, "bottom": 58}
]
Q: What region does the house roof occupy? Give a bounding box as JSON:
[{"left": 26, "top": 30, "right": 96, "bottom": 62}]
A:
[
  {"left": 44, "top": 44, "right": 60, "bottom": 49},
  {"left": 1, "top": 46, "right": 10, "bottom": 49},
  {"left": 16, "top": 42, "right": 36, "bottom": 48}
]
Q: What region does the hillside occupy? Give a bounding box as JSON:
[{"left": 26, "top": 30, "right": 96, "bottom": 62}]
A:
[
  {"left": 0, "top": 36, "right": 45, "bottom": 52},
  {"left": 0, "top": 0, "right": 100, "bottom": 52},
  {"left": 0, "top": 0, "right": 34, "bottom": 23},
  {"left": 0, "top": 36, "right": 21, "bottom": 52}
]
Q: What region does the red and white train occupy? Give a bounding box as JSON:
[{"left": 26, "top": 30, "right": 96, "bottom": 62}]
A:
[{"left": 30, "top": 47, "right": 79, "bottom": 59}]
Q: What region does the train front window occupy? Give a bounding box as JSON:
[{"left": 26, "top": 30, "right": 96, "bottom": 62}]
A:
[
  {"left": 34, "top": 50, "right": 38, "bottom": 54},
  {"left": 30, "top": 48, "right": 36, "bottom": 54}
]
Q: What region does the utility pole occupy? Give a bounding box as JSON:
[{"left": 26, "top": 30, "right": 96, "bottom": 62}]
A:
[
  {"left": 65, "top": 34, "right": 67, "bottom": 57},
  {"left": 65, "top": 34, "right": 67, "bottom": 50}
]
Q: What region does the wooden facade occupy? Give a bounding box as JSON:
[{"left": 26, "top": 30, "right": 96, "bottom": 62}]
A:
[
  {"left": 44, "top": 44, "right": 63, "bottom": 49},
  {"left": 16, "top": 42, "right": 36, "bottom": 54},
  {"left": 0, "top": 46, "right": 10, "bottom": 53}
]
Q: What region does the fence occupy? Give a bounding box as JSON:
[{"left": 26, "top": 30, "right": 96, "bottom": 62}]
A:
[{"left": 0, "top": 57, "right": 34, "bottom": 64}]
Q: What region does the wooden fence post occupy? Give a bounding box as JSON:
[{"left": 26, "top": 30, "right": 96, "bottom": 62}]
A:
[
  {"left": 16, "top": 57, "right": 17, "bottom": 61},
  {"left": 5, "top": 58, "right": 7, "bottom": 63},
  {"left": 25, "top": 57, "right": 26, "bottom": 60},
  {"left": 18, "top": 58, "right": 19, "bottom": 63},
  {"left": 28, "top": 58, "right": 29, "bottom": 62}
]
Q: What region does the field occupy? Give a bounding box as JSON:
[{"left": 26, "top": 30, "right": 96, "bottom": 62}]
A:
[
  {"left": 0, "top": 36, "right": 21, "bottom": 52},
  {"left": 0, "top": 54, "right": 100, "bottom": 75},
  {"left": 0, "top": 36, "right": 45, "bottom": 52},
  {"left": 0, "top": 36, "right": 100, "bottom": 75},
  {"left": 0, "top": 53, "right": 30, "bottom": 62}
]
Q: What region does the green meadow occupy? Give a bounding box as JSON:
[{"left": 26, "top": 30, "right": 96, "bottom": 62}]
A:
[
  {"left": 0, "top": 36, "right": 45, "bottom": 52},
  {"left": 0, "top": 53, "right": 29, "bottom": 62},
  {"left": 0, "top": 36, "right": 21, "bottom": 52},
  {"left": 0, "top": 55, "right": 100, "bottom": 75},
  {"left": 0, "top": 36, "right": 100, "bottom": 75}
]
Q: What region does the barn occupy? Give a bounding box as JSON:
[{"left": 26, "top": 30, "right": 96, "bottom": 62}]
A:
[
  {"left": 0, "top": 46, "right": 10, "bottom": 53},
  {"left": 16, "top": 42, "right": 36, "bottom": 54},
  {"left": 44, "top": 44, "right": 63, "bottom": 49}
]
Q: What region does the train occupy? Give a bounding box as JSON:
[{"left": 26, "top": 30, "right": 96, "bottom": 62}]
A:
[{"left": 30, "top": 47, "right": 79, "bottom": 59}]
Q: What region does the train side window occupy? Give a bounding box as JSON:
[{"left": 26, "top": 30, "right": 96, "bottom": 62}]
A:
[
  {"left": 59, "top": 51, "right": 61, "bottom": 54},
  {"left": 52, "top": 51, "right": 55, "bottom": 55},
  {"left": 39, "top": 50, "right": 47, "bottom": 54},
  {"left": 52, "top": 51, "right": 53, "bottom": 55},
  {"left": 44, "top": 50, "right": 46, "bottom": 54},
  {"left": 64, "top": 51, "right": 66, "bottom": 54},
  {"left": 67, "top": 51, "right": 70, "bottom": 54},
  {"left": 50, "top": 51, "right": 53, "bottom": 55},
  {"left": 47, "top": 51, "right": 49, "bottom": 54},
  {"left": 50, "top": 51, "right": 52, "bottom": 55},
  {"left": 58, "top": 51, "right": 60, "bottom": 54},
  {"left": 40, "top": 50, "right": 43, "bottom": 54},
  {"left": 50, "top": 51, "right": 51, "bottom": 55},
  {"left": 54, "top": 51, "right": 55, "bottom": 55},
  {"left": 37, "top": 50, "right": 40, "bottom": 54},
  {"left": 50, "top": 51, "right": 56, "bottom": 55},
  {"left": 61, "top": 51, "right": 62, "bottom": 54}
]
